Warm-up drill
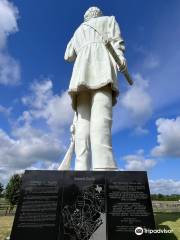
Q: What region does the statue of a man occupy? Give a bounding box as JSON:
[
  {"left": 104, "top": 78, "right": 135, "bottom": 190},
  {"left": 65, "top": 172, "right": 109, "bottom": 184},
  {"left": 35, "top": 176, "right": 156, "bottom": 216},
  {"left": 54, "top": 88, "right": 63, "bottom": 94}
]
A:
[{"left": 64, "top": 7, "right": 126, "bottom": 171}]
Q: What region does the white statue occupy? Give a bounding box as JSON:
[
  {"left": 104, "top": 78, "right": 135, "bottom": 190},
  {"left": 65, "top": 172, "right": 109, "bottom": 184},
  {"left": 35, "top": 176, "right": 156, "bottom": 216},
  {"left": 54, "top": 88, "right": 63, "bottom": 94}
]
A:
[{"left": 59, "top": 7, "right": 129, "bottom": 171}]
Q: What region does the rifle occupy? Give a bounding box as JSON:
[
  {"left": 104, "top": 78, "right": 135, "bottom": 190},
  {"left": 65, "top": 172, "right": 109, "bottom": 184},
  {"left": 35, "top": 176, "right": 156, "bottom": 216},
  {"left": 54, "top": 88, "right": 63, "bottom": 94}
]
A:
[
  {"left": 58, "top": 114, "right": 77, "bottom": 170},
  {"left": 105, "top": 41, "right": 133, "bottom": 86}
]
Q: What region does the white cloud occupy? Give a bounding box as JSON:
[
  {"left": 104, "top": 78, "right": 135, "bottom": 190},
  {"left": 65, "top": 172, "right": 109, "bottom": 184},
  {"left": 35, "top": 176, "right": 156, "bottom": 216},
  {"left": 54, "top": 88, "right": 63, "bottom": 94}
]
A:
[
  {"left": 149, "top": 179, "right": 180, "bottom": 195},
  {"left": 0, "top": 126, "right": 65, "bottom": 169},
  {"left": 113, "top": 73, "right": 152, "bottom": 133},
  {"left": 0, "top": 104, "right": 11, "bottom": 115},
  {"left": 151, "top": 117, "right": 180, "bottom": 157},
  {"left": 21, "top": 79, "right": 74, "bottom": 131},
  {"left": 0, "top": 0, "right": 18, "bottom": 48},
  {"left": 134, "top": 47, "right": 160, "bottom": 70},
  {"left": 0, "top": 53, "right": 20, "bottom": 85},
  {"left": 0, "top": 79, "right": 74, "bottom": 184},
  {"left": 123, "top": 149, "right": 156, "bottom": 171},
  {"left": 0, "top": 0, "right": 20, "bottom": 85},
  {"left": 22, "top": 80, "right": 53, "bottom": 109},
  {"left": 143, "top": 53, "right": 160, "bottom": 70},
  {"left": 121, "top": 74, "right": 152, "bottom": 122},
  {"left": 134, "top": 126, "right": 149, "bottom": 135}
]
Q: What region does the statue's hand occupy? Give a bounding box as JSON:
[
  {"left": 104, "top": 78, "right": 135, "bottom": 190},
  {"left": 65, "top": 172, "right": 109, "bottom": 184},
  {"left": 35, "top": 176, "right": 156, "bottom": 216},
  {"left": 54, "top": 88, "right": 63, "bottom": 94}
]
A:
[{"left": 117, "top": 56, "right": 127, "bottom": 72}]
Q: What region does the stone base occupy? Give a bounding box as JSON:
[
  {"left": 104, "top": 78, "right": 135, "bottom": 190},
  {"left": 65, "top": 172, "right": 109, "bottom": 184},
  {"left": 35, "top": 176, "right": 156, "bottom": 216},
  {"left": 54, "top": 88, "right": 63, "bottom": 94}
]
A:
[{"left": 10, "top": 170, "right": 157, "bottom": 240}]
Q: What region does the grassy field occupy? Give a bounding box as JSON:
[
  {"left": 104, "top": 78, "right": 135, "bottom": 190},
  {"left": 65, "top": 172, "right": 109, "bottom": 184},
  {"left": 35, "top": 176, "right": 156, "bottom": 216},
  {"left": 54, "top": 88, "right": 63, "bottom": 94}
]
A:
[
  {"left": 0, "top": 198, "right": 15, "bottom": 240},
  {"left": 155, "top": 212, "right": 180, "bottom": 240},
  {"left": 0, "top": 216, "right": 14, "bottom": 240},
  {"left": 0, "top": 213, "right": 179, "bottom": 240},
  {"left": 0, "top": 198, "right": 16, "bottom": 216},
  {"left": 0, "top": 198, "right": 8, "bottom": 216}
]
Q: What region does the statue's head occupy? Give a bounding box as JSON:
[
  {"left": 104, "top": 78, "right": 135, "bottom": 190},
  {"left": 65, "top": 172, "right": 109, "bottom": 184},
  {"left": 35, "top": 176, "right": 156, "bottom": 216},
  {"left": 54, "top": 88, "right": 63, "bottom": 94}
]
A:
[{"left": 84, "top": 6, "right": 103, "bottom": 22}]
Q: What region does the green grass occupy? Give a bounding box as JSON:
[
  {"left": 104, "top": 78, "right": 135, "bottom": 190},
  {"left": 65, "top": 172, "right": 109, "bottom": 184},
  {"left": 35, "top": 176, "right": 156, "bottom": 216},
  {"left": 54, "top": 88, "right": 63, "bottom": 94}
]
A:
[
  {"left": 0, "top": 212, "right": 179, "bottom": 240},
  {"left": 0, "top": 216, "right": 14, "bottom": 240},
  {"left": 155, "top": 212, "right": 180, "bottom": 240}
]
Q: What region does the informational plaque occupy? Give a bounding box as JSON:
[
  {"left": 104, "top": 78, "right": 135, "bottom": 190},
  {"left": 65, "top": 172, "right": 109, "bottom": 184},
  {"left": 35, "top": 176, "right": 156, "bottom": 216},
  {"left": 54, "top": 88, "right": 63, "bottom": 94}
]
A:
[{"left": 10, "top": 170, "right": 156, "bottom": 240}]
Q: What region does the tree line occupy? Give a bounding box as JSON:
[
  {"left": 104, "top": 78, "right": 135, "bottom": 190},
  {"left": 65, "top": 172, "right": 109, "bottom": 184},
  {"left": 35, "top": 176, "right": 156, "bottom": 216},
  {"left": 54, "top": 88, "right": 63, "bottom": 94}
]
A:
[
  {"left": 151, "top": 194, "right": 180, "bottom": 201},
  {"left": 0, "top": 174, "right": 180, "bottom": 214},
  {"left": 0, "top": 174, "right": 22, "bottom": 214}
]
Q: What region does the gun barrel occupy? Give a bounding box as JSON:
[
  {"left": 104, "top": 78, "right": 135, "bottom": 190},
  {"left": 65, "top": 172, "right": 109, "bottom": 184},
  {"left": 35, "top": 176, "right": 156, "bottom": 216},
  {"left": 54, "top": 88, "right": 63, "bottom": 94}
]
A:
[{"left": 123, "top": 70, "right": 134, "bottom": 86}]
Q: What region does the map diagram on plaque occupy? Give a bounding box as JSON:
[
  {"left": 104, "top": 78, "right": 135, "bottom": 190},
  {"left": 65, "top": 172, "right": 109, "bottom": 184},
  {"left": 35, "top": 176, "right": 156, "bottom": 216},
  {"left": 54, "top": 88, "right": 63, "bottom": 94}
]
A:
[{"left": 62, "top": 184, "right": 106, "bottom": 240}]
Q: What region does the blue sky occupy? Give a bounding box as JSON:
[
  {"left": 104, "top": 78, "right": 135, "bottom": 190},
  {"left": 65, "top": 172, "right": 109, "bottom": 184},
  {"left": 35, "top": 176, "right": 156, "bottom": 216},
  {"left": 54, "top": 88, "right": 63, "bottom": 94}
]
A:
[{"left": 0, "top": 0, "right": 180, "bottom": 194}]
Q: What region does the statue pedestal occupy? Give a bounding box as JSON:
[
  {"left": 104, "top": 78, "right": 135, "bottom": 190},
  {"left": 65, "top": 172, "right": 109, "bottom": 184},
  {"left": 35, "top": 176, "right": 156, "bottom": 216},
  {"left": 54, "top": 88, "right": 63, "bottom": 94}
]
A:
[{"left": 10, "top": 170, "right": 157, "bottom": 240}]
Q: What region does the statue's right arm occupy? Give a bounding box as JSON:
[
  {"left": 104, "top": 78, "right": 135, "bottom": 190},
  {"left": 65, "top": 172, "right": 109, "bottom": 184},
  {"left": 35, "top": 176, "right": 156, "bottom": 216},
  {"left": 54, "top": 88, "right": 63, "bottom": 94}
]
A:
[
  {"left": 64, "top": 37, "right": 77, "bottom": 63},
  {"left": 108, "top": 16, "right": 126, "bottom": 71}
]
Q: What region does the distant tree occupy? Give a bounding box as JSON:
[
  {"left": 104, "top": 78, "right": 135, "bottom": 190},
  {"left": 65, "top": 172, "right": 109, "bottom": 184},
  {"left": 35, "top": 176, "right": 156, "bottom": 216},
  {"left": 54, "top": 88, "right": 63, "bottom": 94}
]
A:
[
  {"left": 5, "top": 174, "right": 22, "bottom": 213},
  {"left": 0, "top": 182, "right": 4, "bottom": 197},
  {"left": 151, "top": 194, "right": 180, "bottom": 201}
]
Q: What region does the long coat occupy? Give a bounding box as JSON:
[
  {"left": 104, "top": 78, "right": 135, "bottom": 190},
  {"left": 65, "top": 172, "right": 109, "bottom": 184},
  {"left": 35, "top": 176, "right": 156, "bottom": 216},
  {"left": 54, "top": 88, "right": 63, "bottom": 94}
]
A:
[{"left": 64, "top": 16, "right": 125, "bottom": 110}]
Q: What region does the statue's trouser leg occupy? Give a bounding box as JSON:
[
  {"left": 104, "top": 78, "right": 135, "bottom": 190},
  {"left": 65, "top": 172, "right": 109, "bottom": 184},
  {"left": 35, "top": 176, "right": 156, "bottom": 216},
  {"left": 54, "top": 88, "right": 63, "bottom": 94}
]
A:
[
  {"left": 75, "top": 91, "right": 91, "bottom": 170},
  {"left": 90, "top": 85, "right": 118, "bottom": 170}
]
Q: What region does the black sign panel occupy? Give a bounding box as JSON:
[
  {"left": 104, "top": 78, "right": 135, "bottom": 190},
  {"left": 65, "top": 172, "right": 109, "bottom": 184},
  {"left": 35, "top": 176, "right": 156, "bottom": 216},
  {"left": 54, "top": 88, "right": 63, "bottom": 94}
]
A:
[{"left": 10, "top": 171, "right": 156, "bottom": 240}]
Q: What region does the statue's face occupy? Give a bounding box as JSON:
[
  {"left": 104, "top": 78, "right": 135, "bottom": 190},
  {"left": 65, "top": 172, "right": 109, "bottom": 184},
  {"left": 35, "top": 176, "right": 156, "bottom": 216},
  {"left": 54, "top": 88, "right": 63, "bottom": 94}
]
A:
[{"left": 84, "top": 6, "right": 103, "bottom": 21}]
